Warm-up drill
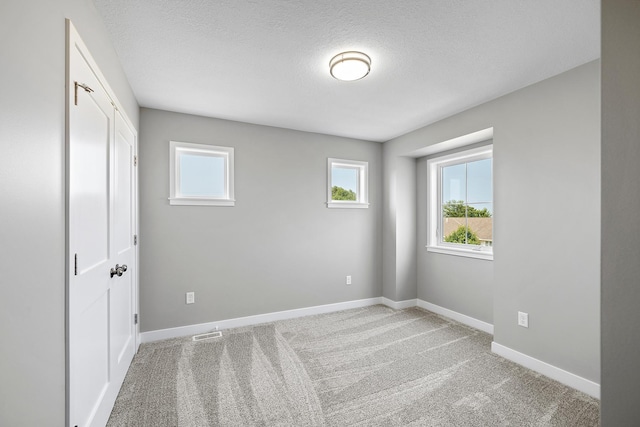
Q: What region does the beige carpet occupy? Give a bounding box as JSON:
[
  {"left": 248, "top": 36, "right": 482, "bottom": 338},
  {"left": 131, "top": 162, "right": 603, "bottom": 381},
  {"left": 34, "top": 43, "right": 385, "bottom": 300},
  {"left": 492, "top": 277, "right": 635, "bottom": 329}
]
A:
[{"left": 107, "top": 305, "right": 599, "bottom": 426}]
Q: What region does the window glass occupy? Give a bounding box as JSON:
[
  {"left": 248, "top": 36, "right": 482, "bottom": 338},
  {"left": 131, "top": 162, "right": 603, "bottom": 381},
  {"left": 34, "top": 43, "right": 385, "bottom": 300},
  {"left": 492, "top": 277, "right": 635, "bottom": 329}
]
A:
[
  {"left": 427, "top": 144, "right": 493, "bottom": 259},
  {"left": 467, "top": 158, "right": 492, "bottom": 203},
  {"left": 442, "top": 163, "right": 466, "bottom": 203},
  {"left": 331, "top": 166, "right": 358, "bottom": 201},
  {"left": 179, "top": 153, "right": 225, "bottom": 197},
  {"left": 440, "top": 158, "right": 493, "bottom": 247},
  {"left": 169, "top": 141, "right": 234, "bottom": 206},
  {"left": 327, "top": 158, "right": 369, "bottom": 208}
]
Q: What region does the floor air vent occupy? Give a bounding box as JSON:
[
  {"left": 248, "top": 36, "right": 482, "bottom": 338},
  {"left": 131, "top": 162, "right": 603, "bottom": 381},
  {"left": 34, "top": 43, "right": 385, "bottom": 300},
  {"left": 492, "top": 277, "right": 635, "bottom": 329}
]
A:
[{"left": 192, "top": 331, "right": 222, "bottom": 341}]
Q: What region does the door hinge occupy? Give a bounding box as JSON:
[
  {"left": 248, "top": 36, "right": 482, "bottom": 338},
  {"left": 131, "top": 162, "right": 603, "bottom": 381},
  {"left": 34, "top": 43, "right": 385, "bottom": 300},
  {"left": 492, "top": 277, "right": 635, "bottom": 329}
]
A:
[
  {"left": 74, "top": 81, "right": 94, "bottom": 106},
  {"left": 134, "top": 155, "right": 138, "bottom": 166},
  {"left": 134, "top": 235, "right": 138, "bottom": 245},
  {"left": 134, "top": 314, "right": 138, "bottom": 325},
  {"left": 74, "top": 253, "right": 78, "bottom": 276}
]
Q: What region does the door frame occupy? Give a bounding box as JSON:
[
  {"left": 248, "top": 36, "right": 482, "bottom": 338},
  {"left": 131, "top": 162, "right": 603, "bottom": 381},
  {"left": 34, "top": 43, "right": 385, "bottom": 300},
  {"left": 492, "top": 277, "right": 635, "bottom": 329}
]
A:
[{"left": 65, "top": 19, "right": 139, "bottom": 427}]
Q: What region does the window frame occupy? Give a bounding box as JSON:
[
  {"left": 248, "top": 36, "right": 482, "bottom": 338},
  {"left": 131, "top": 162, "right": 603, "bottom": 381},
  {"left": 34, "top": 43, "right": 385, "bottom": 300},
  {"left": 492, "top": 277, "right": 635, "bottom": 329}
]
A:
[
  {"left": 327, "top": 158, "right": 369, "bottom": 209},
  {"left": 427, "top": 145, "right": 493, "bottom": 260},
  {"left": 169, "top": 140, "right": 235, "bottom": 206}
]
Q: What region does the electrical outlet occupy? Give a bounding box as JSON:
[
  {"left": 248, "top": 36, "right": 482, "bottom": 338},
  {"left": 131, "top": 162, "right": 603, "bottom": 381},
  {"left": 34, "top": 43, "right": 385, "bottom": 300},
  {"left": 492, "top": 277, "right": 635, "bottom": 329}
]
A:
[
  {"left": 518, "top": 311, "right": 529, "bottom": 328},
  {"left": 186, "top": 292, "right": 195, "bottom": 304},
  {"left": 346, "top": 275, "right": 352, "bottom": 285}
]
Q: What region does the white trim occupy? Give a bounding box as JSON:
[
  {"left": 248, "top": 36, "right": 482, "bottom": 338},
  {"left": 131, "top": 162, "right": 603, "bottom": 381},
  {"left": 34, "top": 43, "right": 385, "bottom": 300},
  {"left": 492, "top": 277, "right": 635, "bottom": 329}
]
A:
[
  {"left": 417, "top": 299, "right": 494, "bottom": 335},
  {"left": 491, "top": 342, "right": 600, "bottom": 399},
  {"left": 408, "top": 127, "right": 494, "bottom": 158},
  {"left": 426, "top": 141, "right": 494, "bottom": 260},
  {"left": 326, "top": 202, "right": 370, "bottom": 209},
  {"left": 140, "top": 297, "right": 383, "bottom": 343},
  {"left": 430, "top": 144, "right": 493, "bottom": 166},
  {"left": 426, "top": 246, "right": 493, "bottom": 261},
  {"left": 66, "top": 22, "right": 136, "bottom": 133},
  {"left": 381, "top": 297, "right": 417, "bottom": 310},
  {"left": 169, "top": 198, "right": 235, "bottom": 207},
  {"left": 138, "top": 293, "right": 600, "bottom": 401},
  {"left": 169, "top": 141, "right": 235, "bottom": 206},
  {"left": 141, "top": 297, "right": 497, "bottom": 343},
  {"left": 327, "top": 157, "right": 369, "bottom": 208}
]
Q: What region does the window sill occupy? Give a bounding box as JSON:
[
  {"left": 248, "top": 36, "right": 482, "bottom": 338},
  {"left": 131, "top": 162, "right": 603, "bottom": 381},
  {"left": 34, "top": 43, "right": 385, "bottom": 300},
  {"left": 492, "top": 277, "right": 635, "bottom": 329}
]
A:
[
  {"left": 169, "top": 198, "right": 235, "bottom": 207},
  {"left": 326, "top": 202, "right": 369, "bottom": 209},
  {"left": 426, "top": 245, "right": 493, "bottom": 261}
]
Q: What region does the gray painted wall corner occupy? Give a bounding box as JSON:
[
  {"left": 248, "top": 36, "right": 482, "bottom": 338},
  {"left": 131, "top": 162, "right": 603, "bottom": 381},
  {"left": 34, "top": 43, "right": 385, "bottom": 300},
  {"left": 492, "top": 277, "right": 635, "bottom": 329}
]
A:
[
  {"left": 383, "top": 60, "right": 600, "bottom": 383},
  {"left": 381, "top": 150, "right": 419, "bottom": 302},
  {"left": 138, "top": 108, "right": 382, "bottom": 332}
]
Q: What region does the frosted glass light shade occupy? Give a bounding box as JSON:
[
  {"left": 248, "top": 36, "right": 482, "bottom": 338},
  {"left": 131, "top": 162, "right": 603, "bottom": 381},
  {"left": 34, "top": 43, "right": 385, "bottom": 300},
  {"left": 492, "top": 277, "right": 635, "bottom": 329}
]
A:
[{"left": 329, "top": 51, "right": 371, "bottom": 81}]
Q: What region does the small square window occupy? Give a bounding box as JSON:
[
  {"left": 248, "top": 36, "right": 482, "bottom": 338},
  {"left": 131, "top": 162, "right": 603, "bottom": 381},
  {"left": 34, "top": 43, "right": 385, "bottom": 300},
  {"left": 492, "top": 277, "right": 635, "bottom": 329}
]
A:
[
  {"left": 327, "top": 158, "right": 369, "bottom": 209},
  {"left": 169, "top": 141, "right": 235, "bottom": 206}
]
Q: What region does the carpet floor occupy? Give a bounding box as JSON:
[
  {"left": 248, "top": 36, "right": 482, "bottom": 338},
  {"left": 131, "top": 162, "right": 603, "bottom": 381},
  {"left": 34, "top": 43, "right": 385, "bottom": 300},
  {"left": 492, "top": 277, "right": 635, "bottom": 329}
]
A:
[{"left": 107, "top": 305, "right": 599, "bottom": 426}]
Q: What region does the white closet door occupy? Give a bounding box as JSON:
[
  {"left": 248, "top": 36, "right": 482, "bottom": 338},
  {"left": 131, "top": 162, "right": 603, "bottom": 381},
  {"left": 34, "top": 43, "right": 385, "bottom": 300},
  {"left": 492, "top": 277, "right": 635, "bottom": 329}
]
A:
[
  {"left": 109, "top": 110, "right": 136, "bottom": 394},
  {"left": 68, "top": 22, "right": 137, "bottom": 427}
]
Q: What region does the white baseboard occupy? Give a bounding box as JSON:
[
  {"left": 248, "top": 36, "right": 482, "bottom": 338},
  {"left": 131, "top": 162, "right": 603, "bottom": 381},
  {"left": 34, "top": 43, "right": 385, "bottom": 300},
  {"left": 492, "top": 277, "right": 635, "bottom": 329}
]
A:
[
  {"left": 141, "top": 297, "right": 495, "bottom": 343},
  {"left": 140, "top": 296, "right": 599, "bottom": 401},
  {"left": 491, "top": 342, "right": 600, "bottom": 399},
  {"left": 381, "top": 297, "right": 417, "bottom": 310},
  {"left": 140, "top": 297, "right": 382, "bottom": 343},
  {"left": 417, "top": 299, "right": 494, "bottom": 335}
]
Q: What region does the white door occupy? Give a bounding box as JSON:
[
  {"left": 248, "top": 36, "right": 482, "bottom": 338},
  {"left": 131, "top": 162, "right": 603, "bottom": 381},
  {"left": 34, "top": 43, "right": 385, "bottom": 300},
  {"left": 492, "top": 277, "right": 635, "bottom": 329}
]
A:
[
  {"left": 68, "top": 23, "right": 137, "bottom": 427},
  {"left": 110, "top": 110, "right": 137, "bottom": 398}
]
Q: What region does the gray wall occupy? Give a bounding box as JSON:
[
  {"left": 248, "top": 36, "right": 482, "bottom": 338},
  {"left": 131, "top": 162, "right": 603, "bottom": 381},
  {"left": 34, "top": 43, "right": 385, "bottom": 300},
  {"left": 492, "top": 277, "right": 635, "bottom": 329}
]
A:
[
  {"left": 384, "top": 60, "right": 600, "bottom": 382},
  {"left": 0, "top": 2, "right": 618, "bottom": 424},
  {"left": 382, "top": 154, "right": 418, "bottom": 301},
  {"left": 601, "top": 0, "right": 640, "bottom": 424},
  {"left": 139, "top": 108, "right": 382, "bottom": 332},
  {"left": 392, "top": 156, "right": 418, "bottom": 302},
  {"left": 0, "top": 1, "right": 138, "bottom": 425}
]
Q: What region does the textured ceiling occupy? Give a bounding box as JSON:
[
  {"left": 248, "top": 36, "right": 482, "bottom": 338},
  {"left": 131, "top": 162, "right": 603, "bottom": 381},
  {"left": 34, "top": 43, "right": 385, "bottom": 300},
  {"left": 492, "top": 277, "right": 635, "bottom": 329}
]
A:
[{"left": 93, "top": 0, "right": 599, "bottom": 142}]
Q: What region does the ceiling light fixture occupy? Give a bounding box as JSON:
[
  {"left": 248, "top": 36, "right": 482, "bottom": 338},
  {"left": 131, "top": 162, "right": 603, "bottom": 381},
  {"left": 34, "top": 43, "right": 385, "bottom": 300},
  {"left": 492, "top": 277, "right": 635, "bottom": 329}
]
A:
[{"left": 329, "top": 51, "right": 371, "bottom": 81}]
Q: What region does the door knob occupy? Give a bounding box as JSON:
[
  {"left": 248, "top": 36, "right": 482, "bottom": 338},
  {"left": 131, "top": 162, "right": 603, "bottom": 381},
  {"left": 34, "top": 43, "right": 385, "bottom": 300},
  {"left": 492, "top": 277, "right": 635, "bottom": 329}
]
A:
[{"left": 110, "top": 264, "right": 128, "bottom": 278}]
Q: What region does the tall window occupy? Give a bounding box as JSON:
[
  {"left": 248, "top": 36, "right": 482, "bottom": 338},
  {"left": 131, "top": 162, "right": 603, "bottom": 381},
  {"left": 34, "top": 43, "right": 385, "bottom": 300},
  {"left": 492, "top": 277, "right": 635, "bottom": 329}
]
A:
[
  {"left": 427, "top": 145, "right": 493, "bottom": 259},
  {"left": 327, "top": 158, "right": 369, "bottom": 208},
  {"left": 169, "top": 141, "right": 235, "bottom": 206}
]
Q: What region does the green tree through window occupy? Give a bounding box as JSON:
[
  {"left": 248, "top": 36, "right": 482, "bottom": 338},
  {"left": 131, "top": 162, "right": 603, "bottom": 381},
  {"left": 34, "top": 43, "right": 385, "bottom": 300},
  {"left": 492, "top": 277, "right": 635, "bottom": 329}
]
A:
[
  {"left": 442, "top": 200, "right": 492, "bottom": 218},
  {"left": 332, "top": 186, "right": 356, "bottom": 201},
  {"left": 444, "top": 226, "right": 480, "bottom": 245}
]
